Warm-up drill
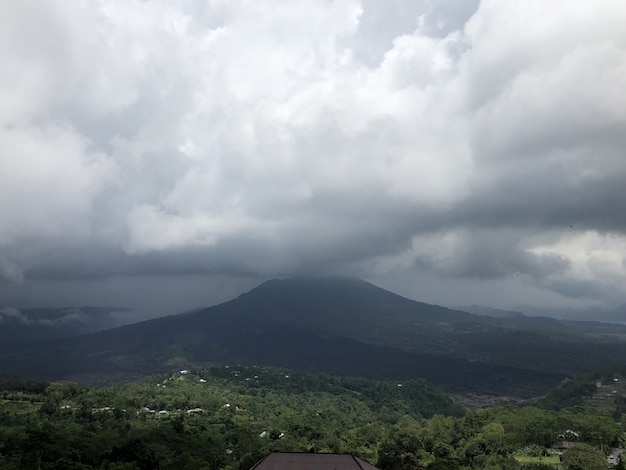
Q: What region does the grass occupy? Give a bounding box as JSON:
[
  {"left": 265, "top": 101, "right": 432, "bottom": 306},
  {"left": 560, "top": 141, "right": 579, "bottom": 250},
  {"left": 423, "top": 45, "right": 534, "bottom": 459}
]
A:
[{"left": 514, "top": 455, "right": 561, "bottom": 467}]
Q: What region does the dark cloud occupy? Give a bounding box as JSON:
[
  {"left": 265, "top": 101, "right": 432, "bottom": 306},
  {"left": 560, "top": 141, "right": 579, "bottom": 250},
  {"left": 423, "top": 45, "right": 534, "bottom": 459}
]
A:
[
  {"left": 1, "top": 0, "right": 625, "bottom": 316},
  {"left": 414, "top": 231, "right": 570, "bottom": 280},
  {"left": 451, "top": 165, "right": 626, "bottom": 234}
]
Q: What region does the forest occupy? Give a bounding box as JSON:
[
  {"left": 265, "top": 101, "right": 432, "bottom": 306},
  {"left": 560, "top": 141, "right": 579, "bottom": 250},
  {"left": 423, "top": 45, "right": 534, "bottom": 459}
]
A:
[{"left": 0, "top": 366, "right": 623, "bottom": 469}]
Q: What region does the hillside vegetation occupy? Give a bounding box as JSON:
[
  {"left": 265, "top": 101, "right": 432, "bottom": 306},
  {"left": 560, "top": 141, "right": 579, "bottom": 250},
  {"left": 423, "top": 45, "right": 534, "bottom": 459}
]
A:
[{"left": 0, "top": 367, "right": 623, "bottom": 469}]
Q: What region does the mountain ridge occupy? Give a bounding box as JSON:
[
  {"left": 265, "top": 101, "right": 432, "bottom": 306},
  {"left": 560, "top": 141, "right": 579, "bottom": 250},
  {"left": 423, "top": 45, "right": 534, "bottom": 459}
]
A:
[{"left": 2, "top": 276, "right": 625, "bottom": 397}]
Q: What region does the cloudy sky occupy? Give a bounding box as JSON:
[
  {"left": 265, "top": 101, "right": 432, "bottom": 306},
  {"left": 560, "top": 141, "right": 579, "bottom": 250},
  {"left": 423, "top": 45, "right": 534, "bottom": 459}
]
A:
[{"left": 1, "top": 0, "right": 625, "bottom": 320}]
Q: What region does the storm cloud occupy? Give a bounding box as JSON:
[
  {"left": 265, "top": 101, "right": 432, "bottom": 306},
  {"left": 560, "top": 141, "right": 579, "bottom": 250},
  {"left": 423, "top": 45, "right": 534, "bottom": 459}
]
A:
[{"left": 1, "top": 0, "right": 625, "bottom": 315}]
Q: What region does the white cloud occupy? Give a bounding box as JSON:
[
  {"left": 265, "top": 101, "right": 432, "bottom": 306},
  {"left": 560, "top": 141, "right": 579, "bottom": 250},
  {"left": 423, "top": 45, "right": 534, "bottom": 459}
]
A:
[
  {"left": 0, "top": 307, "right": 28, "bottom": 324},
  {"left": 0, "top": 123, "right": 115, "bottom": 244},
  {"left": 529, "top": 232, "right": 626, "bottom": 303}
]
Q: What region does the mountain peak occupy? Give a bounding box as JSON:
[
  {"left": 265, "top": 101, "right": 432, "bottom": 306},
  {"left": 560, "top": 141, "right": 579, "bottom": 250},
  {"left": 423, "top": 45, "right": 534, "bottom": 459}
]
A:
[
  {"left": 245, "top": 276, "right": 373, "bottom": 293},
  {"left": 231, "top": 276, "right": 471, "bottom": 329},
  {"left": 237, "top": 276, "right": 413, "bottom": 309}
]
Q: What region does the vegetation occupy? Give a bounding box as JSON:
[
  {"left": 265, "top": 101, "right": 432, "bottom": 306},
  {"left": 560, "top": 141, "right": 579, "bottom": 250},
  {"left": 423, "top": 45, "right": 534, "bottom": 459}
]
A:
[
  {"left": 0, "top": 367, "right": 624, "bottom": 469},
  {"left": 561, "top": 443, "right": 609, "bottom": 469}
]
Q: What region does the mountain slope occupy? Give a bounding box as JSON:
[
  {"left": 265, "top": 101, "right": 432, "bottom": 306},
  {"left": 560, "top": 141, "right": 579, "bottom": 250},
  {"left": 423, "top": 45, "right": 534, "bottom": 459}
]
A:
[
  {"left": 225, "top": 277, "right": 626, "bottom": 375},
  {"left": 2, "top": 277, "right": 625, "bottom": 397}
]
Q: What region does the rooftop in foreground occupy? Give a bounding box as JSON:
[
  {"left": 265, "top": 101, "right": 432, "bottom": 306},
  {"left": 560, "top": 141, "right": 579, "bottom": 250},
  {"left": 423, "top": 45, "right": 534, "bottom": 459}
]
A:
[{"left": 250, "top": 452, "right": 381, "bottom": 470}]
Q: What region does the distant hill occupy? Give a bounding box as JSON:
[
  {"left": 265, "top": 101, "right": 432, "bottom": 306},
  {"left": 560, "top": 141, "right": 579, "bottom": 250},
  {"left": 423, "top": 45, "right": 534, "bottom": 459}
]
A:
[
  {"left": 2, "top": 277, "right": 626, "bottom": 397},
  {"left": 521, "top": 304, "right": 626, "bottom": 323},
  {"left": 458, "top": 305, "right": 525, "bottom": 318}
]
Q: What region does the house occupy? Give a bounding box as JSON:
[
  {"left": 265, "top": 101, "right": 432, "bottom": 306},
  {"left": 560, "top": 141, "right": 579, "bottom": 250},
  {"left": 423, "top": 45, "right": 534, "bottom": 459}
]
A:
[
  {"left": 557, "top": 429, "right": 579, "bottom": 441},
  {"left": 249, "top": 452, "right": 381, "bottom": 470},
  {"left": 555, "top": 441, "right": 578, "bottom": 450}
]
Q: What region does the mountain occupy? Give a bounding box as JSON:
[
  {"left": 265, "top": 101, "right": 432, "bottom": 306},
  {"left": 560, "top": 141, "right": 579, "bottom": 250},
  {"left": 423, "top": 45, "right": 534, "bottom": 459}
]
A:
[{"left": 2, "top": 277, "right": 626, "bottom": 397}]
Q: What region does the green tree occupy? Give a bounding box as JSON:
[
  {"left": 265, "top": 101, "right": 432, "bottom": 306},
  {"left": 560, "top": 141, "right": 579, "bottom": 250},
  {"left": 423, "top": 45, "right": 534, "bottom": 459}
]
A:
[{"left": 562, "top": 443, "right": 608, "bottom": 470}]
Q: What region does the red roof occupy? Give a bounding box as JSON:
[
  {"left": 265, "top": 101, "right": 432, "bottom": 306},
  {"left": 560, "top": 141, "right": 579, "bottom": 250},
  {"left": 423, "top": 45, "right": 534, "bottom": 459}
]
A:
[{"left": 250, "top": 453, "right": 380, "bottom": 470}]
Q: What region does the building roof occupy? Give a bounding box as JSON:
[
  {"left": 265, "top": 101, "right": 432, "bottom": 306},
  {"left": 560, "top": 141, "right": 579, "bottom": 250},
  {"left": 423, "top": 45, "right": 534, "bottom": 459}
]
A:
[{"left": 250, "top": 453, "right": 380, "bottom": 470}]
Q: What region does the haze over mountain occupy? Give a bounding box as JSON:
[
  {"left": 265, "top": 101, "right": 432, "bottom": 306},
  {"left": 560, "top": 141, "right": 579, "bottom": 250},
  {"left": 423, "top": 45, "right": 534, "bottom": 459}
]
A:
[
  {"left": 0, "top": 306, "right": 127, "bottom": 345},
  {"left": 518, "top": 305, "right": 626, "bottom": 324},
  {"left": 459, "top": 304, "right": 626, "bottom": 324},
  {"left": 454, "top": 305, "right": 525, "bottom": 319},
  {"left": 4, "top": 277, "right": 626, "bottom": 398}
]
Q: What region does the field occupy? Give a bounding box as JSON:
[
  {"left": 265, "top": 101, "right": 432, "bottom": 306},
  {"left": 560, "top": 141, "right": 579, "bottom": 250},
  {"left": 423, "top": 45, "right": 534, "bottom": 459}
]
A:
[{"left": 514, "top": 455, "right": 561, "bottom": 467}]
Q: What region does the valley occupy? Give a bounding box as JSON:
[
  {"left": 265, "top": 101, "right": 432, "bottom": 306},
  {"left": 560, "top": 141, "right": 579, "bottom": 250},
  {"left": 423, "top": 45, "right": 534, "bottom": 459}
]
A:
[
  {"left": 0, "top": 366, "right": 623, "bottom": 469},
  {"left": 2, "top": 277, "right": 626, "bottom": 469}
]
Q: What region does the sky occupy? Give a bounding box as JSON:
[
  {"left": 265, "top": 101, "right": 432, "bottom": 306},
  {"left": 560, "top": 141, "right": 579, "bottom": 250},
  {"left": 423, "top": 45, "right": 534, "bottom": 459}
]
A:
[{"left": 1, "top": 0, "right": 625, "bottom": 321}]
